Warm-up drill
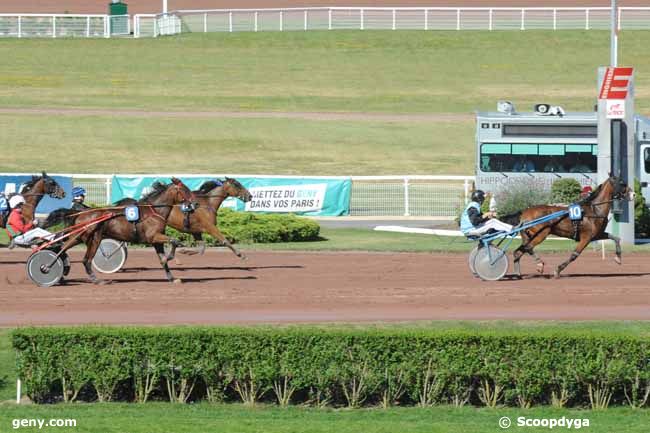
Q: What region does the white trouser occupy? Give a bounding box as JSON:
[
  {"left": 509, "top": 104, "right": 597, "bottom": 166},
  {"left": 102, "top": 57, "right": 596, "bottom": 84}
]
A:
[
  {"left": 13, "top": 228, "right": 55, "bottom": 246},
  {"left": 466, "top": 219, "right": 514, "bottom": 237}
]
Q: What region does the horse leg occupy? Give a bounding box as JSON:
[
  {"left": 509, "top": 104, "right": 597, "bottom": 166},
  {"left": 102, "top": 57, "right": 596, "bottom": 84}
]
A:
[
  {"left": 154, "top": 242, "right": 181, "bottom": 284},
  {"left": 608, "top": 234, "right": 622, "bottom": 265},
  {"left": 82, "top": 229, "right": 107, "bottom": 285},
  {"left": 204, "top": 224, "right": 246, "bottom": 260},
  {"left": 194, "top": 233, "right": 205, "bottom": 255},
  {"left": 554, "top": 237, "right": 591, "bottom": 278}
]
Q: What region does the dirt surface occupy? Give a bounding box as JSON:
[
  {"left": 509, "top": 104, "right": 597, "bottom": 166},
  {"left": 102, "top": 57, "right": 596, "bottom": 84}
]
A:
[
  {"left": 1, "top": 248, "right": 649, "bottom": 326},
  {"left": 3, "top": 1, "right": 648, "bottom": 15}
]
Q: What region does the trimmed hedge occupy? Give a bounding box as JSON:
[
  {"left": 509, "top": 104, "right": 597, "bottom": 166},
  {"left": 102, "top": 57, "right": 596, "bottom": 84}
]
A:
[
  {"left": 12, "top": 327, "right": 650, "bottom": 408},
  {"left": 551, "top": 178, "right": 582, "bottom": 205},
  {"left": 166, "top": 208, "right": 320, "bottom": 244}
]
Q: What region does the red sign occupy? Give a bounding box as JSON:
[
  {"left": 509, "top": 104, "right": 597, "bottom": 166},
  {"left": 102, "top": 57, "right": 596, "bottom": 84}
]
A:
[{"left": 599, "top": 67, "right": 633, "bottom": 99}]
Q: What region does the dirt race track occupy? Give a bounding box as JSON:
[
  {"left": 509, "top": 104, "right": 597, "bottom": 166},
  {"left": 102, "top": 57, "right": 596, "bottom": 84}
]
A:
[{"left": 1, "top": 248, "right": 650, "bottom": 326}]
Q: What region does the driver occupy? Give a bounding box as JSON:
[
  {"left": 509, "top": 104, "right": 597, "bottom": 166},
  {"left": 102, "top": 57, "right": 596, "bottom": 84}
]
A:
[
  {"left": 71, "top": 186, "right": 90, "bottom": 212},
  {"left": 460, "top": 190, "right": 514, "bottom": 237},
  {"left": 6, "top": 195, "right": 55, "bottom": 249}
]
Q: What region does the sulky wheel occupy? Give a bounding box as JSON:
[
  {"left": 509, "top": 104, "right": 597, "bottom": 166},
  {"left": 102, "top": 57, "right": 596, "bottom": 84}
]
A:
[
  {"left": 473, "top": 245, "right": 509, "bottom": 281},
  {"left": 468, "top": 245, "right": 479, "bottom": 277},
  {"left": 26, "top": 250, "right": 65, "bottom": 287},
  {"left": 92, "top": 239, "right": 127, "bottom": 274}
]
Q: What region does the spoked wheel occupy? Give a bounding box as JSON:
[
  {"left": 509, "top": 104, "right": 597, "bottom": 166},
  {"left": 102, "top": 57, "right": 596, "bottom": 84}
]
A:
[
  {"left": 473, "top": 245, "right": 509, "bottom": 281},
  {"left": 26, "top": 250, "right": 65, "bottom": 287},
  {"left": 92, "top": 239, "right": 128, "bottom": 274},
  {"left": 468, "top": 245, "right": 479, "bottom": 277}
]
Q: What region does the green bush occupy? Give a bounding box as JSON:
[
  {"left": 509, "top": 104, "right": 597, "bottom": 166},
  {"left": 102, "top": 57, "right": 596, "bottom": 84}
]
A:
[
  {"left": 12, "top": 327, "right": 650, "bottom": 408},
  {"left": 495, "top": 181, "right": 552, "bottom": 217},
  {"left": 634, "top": 179, "right": 650, "bottom": 238},
  {"left": 165, "top": 209, "right": 320, "bottom": 244},
  {"left": 551, "top": 178, "right": 582, "bottom": 204}
]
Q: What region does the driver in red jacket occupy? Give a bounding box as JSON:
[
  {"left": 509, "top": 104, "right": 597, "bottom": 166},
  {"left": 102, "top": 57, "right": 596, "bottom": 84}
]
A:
[{"left": 6, "top": 195, "right": 54, "bottom": 248}]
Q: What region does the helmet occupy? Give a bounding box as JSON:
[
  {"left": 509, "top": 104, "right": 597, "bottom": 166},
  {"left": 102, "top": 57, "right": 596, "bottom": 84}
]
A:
[
  {"left": 9, "top": 195, "right": 25, "bottom": 208},
  {"left": 72, "top": 186, "right": 86, "bottom": 199},
  {"left": 581, "top": 186, "right": 593, "bottom": 194},
  {"left": 471, "top": 190, "right": 486, "bottom": 204}
]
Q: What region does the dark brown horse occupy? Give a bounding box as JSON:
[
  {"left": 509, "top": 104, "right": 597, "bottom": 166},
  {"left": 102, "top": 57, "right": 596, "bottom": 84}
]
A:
[
  {"left": 505, "top": 175, "right": 635, "bottom": 278},
  {"left": 55, "top": 178, "right": 195, "bottom": 284},
  {"left": 0, "top": 172, "right": 66, "bottom": 230}
]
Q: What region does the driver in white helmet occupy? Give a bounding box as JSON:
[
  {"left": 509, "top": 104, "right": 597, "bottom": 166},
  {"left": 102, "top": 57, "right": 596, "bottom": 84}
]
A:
[
  {"left": 6, "top": 195, "right": 55, "bottom": 248},
  {"left": 460, "top": 190, "right": 513, "bottom": 237}
]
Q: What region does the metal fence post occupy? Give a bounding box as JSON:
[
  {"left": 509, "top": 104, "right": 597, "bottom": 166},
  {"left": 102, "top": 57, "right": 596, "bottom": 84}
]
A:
[
  {"left": 304, "top": 10, "right": 307, "bottom": 31},
  {"left": 392, "top": 9, "right": 396, "bottom": 30},
  {"left": 554, "top": 9, "right": 557, "bottom": 30},
  {"left": 16, "top": 379, "right": 21, "bottom": 404},
  {"left": 424, "top": 8, "right": 428, "bottom": 30},
  {"left": 520, "top": 9, "right": 525, "bottom": 30},
  {"left": 86, "top": 16, "right": 90, "bottom": 37},
  {"left": 586, "top": 9, "right": 590, "bottom": 30},
  {"left": 105, "top": 177, "right": 111, "bottom": 205},
  {"left": 464, "top": 179, "right": 470, "bottom": 204},
  {"left": 489, "top": 8, "right": 493, "bottom": 31},
  {"left": 254, "top": 11, "right": 258, "bottom": 32},
  {"left": 456, "top": 9, "right": 460, "bottom": 30},
  {"left": 204, "top": 12, "right": 207, "bottom": 32},
  {"left": 403, "top": 178, "right": 410, "bottom": 216},
  {"left": 280, "top": 10, "right": 283, "bottom": 31},
  {"left": 229, "top": 11, "right": 232, "bottom": 32},
  {"left": 360, "top": 8, "right": 364, "bottom": 30},
  {"left": 18, "top": 15, "right": 21, "bottom": 38},
  {"left": 52, "top": 16, "right": 56, "bottom": 38},
  {"left": 328, "top": 8, "right": 332, "bottom": 30}
]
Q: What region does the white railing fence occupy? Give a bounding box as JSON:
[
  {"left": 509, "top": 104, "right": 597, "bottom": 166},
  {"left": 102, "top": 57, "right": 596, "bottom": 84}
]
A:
[
  {"left": 0, "top": 14, "right": 110, "bottom": 38},
  {"left": 2, "top": 174, "right": 473, "bottom": 218},
  {"left": 163, "top": 6, "right": 650, "bottom": 36}
]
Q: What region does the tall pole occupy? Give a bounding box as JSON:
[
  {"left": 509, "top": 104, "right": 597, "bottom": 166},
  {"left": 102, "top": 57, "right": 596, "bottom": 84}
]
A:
[
  {"left": 163, "top": 0, "right": 168, "bottom": 14},
  {"left": 611, "top": 0, "right": 618, "bottom": 66}
]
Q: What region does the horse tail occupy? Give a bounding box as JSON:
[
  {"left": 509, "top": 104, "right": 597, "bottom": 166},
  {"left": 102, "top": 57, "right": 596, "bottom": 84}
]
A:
[
  {"left": 500, "top": 211, "right": 522, "bottom": 226},
  {"left": 43, "top": 208, "right": 75, "bottom": 228}
]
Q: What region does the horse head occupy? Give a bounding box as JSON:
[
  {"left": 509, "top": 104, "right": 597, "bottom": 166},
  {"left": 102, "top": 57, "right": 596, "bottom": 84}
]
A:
[
  {"left": 223, "top": 177, "right": 252, "bottom": 203},
  {"left": 21, "top": 172, "right": 66, "bottom": 199},
  {"left": 170, "top": 177, "right": 196, "bottom": 204},
  {"left": 608, "top": 174, "right": 635, "bottom": 202}
]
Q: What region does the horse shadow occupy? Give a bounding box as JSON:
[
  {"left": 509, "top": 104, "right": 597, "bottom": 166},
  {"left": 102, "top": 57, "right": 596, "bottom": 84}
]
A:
[
  {"left": 504, "top": 272, "right": 650, "bottom": 280},
  {"left": 120, "top": 265, "right": 303, "bottom": 273},
  {"left": 61, "top": 275, "right": 258, "bottom": 286}
]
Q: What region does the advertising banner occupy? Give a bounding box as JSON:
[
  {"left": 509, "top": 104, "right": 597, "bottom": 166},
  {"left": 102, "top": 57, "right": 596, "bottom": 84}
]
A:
[{"left": 111, "top": 176, "right": 351, "bottom": 216}]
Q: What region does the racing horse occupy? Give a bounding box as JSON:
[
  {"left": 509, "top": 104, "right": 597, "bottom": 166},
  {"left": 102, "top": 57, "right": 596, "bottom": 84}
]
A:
[
  {"left": 117, "top": 178, "right": 252, "bottom": 261},
  {"left": 54, "top": 178, "right": 195, "bottom": 284},
  {"left": 1, "top": 172, "right": 66, "bottom": 239},
  {"left": 504, "top": 175, "right": 635, "bottom": 278}
]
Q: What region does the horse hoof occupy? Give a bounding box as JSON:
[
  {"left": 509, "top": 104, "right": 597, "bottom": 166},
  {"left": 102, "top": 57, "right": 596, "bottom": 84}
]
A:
[
  {"left": 239, "top": 254, "right": 248, "bottom": 261},
  {"left": 173, "top": 278, "right": 183, "bottom": 284},
  {"left": 93, "top": 279, "right": 110, "bottom": 285},
  {"left": 615, "top": 256, "right": 622, "bottom": 265},
  {"left": 536, "top": 264, "right": 545, "bottom": 274},
  {"left": 553, "top": 271, "right": 561, "bottom": 279}
]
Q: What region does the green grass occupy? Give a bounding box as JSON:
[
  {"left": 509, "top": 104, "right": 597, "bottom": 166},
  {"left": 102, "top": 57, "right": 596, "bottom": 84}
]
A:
[
  {"left": 243, "top": 227, "right": 650, "bottom": 254},
  {"left": 0, "top": 403, "right": 648, "bottom": 433},
  {"left": 0, "top": 114, "right": 473, "bottom": 174},
  {"left": 2, "top": 31, "right": 650, "bottom": 174},
  {"left": 1, "top": 31, "right": 650, "bottom": 114}
]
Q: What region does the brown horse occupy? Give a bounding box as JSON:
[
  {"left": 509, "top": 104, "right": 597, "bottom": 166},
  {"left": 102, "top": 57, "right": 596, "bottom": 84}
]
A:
[
  {"left": 55, "top": 178, "right": 195, "bottom": 284},
  {"left": 170, "top": 178, "right": 252, "bottom": 259},
  {"left": 505, "top": 175, "right": 635, "bottom": 278},
  {"left": 0, "top": 172, "right": 66, "bottom": 230}
]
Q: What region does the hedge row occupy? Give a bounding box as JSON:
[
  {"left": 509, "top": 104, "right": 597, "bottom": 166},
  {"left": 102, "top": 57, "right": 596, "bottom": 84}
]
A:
[
  {"left": 166, "top": 209, "right": 321, "bottom": 244},
  {"left": 12, "top": 328, "right": 650, "bottom": 409}
]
